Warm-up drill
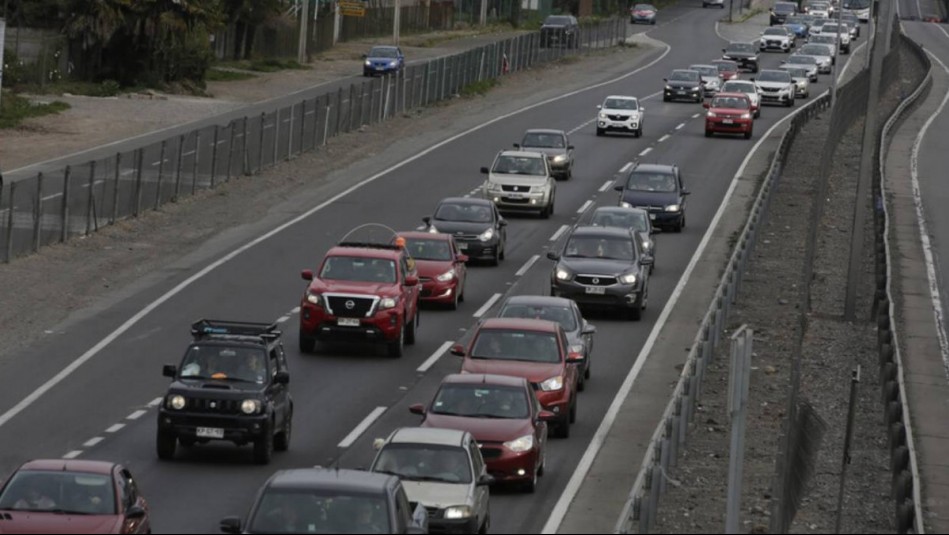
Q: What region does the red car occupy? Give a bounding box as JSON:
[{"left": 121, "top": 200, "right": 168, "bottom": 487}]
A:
[
  {"left": 711, "top": 59, "right": 741, "bottom": 81},
  {"left": 704, "top": 92, "right": 755, "bottom": 139},
  {"left": 0, "top": 460, "right": 150, "bottom": 534},
  {"left": 300, "top": 233, "right": 421, "bottom": 358},
  {"left": 410, "top": 374, "right": 555, "bottom": 492},
  {"left": 399, "top": 231, "right": 468, "bottom": 310},
  {"left": 453, "top": 318, "right": 582, "bottom": 438}
]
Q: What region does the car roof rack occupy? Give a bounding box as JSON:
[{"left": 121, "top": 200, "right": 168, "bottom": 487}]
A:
[
  {"left": 191, "top": 319, "right": 281, "bottom": 342},
  {"left": 337, "top": 223, "right": 404, "bottom": 252}
]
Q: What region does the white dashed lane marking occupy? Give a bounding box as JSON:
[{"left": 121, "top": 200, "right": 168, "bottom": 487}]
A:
[
  {"left": 105, "top": 423, "right": 125, "bottom": 434},
  {"left": 692, "top": 113, "right": 701, "bottom": 119},
  {"left": 83, "top": 437, "right": 104, "bottom": 448},
  {"left": 620, "top": 163, "right": 633, "bottom": 173},
  {"left": 676, "top": 123, "right": 686, "bottom": 130},
  {"left": 127, "top": 410, "right": 147, "bottom": 421},
  {"left": 63, "top": 451, "right": 83, "bottom": 460},
  {"left": 550, "top": 225, "right": 570, "bottom": 242},
  {"left": 516, "top": 255, "right": 541, "bottom": 277},
  {"left": 474, "top": 293, "right": 503, "bottom": 318},
  {"left": 417, "top": 342, "right": 454, "bottom": 374},
  {"left": 577, "top": 200, "right": 594, "bottom": 214},
  {"left": 337, "top": 407, "right": 387, "bottom": 449},
  {"left": 639, "top": 148, "right": 653, "bottom": 157},
  {"left": 148, "top": 398, "right": 163, "bottom": 408},
  {"left": 658, "top": 135, "right": 671, "bottom": 143},
  {"left": 600, "top": 180, "right": 615, "bottom": 193}
]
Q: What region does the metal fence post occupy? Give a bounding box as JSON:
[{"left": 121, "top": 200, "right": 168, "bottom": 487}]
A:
[
  {"left": 241, "top": 117, "right": 249, "bottom": 176},
  {"left": 135, "top": 149, "right": 145, "bottom": 216},
  {"left": 192, "top": 130, "right": 201, "bottom": 193},
  {"left": 257, "top": 112, "right": 266, "bottom": 174},
  {"left": 350, "top": 85, "right": 358, "bottom": 131},
  {"left": 726, "top": 326, "right": 753, "bottom": 534},
  {"left": 156, "top": 140, "right": 167, "bottom": 208},
  {"left": 86, "top": 161, "right": 97, "bottom": 234},
  {"left": 60, "top": 166, "right": 71, "bottom": 242},
  {"left": 32, "top": 172, "right": 44, "bottom": 252},
  {"left": 288, "top": 103, "right": 296, "bottom": 159},
  {"left": 227, "top": 124, "right": 236, "bottom": 182},
  {"left": 112, "top": 153, "right": 121, "bottom": 221},
  {"left": 323, "top": 102, "right": 331, "bottom": 146},
  {"left": 299, "top": 99, "right": 307, "bottom": 155},
  {"left": 210, "top": 126, "right": 219, "bottom": 188},
  {"left": 272, "top": 109, "right": 280, "bottom": 168},
  {"left": 337, "top": 87, "right": 346, "bottom": 134},
  {"left": 174, "top": 136, "right": 184, "bottom": 201},
  {"left": 6, "top": 181, "right": 16, "bottom": 262}
]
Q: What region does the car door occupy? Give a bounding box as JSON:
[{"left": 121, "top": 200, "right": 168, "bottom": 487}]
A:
[
  {"left": 450, "top": 237, "right": 467, "bottom": 288},
  {"left": 574, "top": 302, "right": 594, "bottom": 356},
  {"left": 530, "top": 386, "right": 548, "bottom": 450},
  {"left": 275, "top": 345, "right": 292, "bottom": 425},
  {"left": 267, "top": 347, "right": 289, "bottom": 429},
  {"left": 401, "top": 254, "right": 419, "bottom": 320},
  {"left": 559, "top": 328, "right": 579, "bottom": 389},
  {"left": 563, "top": 133, "right": 574, "bottom": 166},
  {"left": 118, "top": 467, "right": 149, "bottom": 534},
  {"left": 494, "top": 206, "right": 506, "bottom": 246},
  {"left": 467, "top": 438, "right": 490, "bottom": 526}
]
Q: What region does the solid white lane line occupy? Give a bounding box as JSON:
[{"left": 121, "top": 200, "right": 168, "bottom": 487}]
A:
[
  {"left": 516, "top": 255, "right": 541, "bottom": 277},
  {"left": 658, "top": 134, "right": 671, "bottom": 143},
  {"left": 676, "top": 123, "right": 686, "bottom": 130},
  {"left": 620, "top": 163, "right": 633, "bottom": 173},
  {"left": 542, "top": 84, "right": 824, "bottom": 535},
  {"left": 577, "top": 200, "right": 594, "bottom": 214},
  {"left": 337, "top": 407, "right": 387, "bottom": 449},
  {"left": 417, "top": 342, "right": 454, "bottom": 374},
  {"left": 148, "top": 397, "right": 163, "bottom": 408},
  {"left": 600, "top": 180, "right": 615, "bottom": 193},
  {"left": 126, "top": 410, "right": 147, "bottom": 421},
  {"left": 639, "top": 148, "right": 653, "bottom": 157},
  {"left": 63, "top": 451, "right": 83, "bottom": 460},
  {"left": 473, "top": 293, "right": 502, "bottom": 318},
  {"left": 83, "top": 437, "right": 104, "bottom": 448},
  {"left": 0, "top": 34, "right": 675, "bottom": 434},
  {"left": 105, "top": 423, "right": 125, "bottom": 434},
  {"left": 550, "top": 225, "right": 570, "bottom": 242}
]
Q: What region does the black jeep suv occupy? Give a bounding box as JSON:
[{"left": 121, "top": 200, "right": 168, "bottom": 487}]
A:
[{"left": 157, "top": 319, "right": 293, "bottom": 465}]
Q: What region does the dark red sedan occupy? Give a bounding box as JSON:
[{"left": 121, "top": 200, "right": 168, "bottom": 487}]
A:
[
  {"left": 454, "top": 318, "right": 582, "bottom": 438},
  {"left": 0, "top": 460, "right": 150, "bottom": 534},
  {"left": 711, "top": 59, "right": 741, "bottom": 81},
  {"left": 399, "top": 231, "right": 468, "bottom": 310},
  {"left": 704, "top": 93, "right": 755, "bottom": 139},
  {"left": 410, "top": 374, "right": 555, "bottom": 493}
]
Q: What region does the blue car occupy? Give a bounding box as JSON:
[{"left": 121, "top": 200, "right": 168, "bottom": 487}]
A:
[
  {"left": 363, "top": 46, "right": 404, "bottom": 77},
  {"left": 784, "top": 16, "right": 810, "bottom": 38}
]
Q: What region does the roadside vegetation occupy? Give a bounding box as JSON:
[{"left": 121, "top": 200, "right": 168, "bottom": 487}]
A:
[{"left": 0, "top": 92, "right": 70, "bottom": 129}]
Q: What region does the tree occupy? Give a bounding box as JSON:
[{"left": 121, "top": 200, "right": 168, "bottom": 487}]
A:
[{"left": 220, "top": 0, "right": 282, "bottom": 60}]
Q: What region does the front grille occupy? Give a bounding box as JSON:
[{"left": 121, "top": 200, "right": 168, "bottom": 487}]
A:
[
  {"left": 480, "top": 447, "right": 503, "bottom": 460},
  {"left": 425, "top": 507, "right": 439, "bottom": 519},
  {"left": 502, "top": 197, "right": 532, "bottom": 204},
  {"left": 576, "top": 275, "right": 618, "bottom": 286},
  {"left": 608, "top": 114, "right": 629, "bottom": 121},
  {"left": 501, "top": 185, "right": 531, "bottom": 193},
  {"left": 453, "top": 233, "right": 479, "bottom": 241},
  {"left": 188, "top": 397, "right": 241, "bottom": 414},
  {"left": 326, "top": 295, "right": 376, "bottom": 318}
]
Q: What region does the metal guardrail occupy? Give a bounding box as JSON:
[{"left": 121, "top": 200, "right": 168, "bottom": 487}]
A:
[{"left": 0, "top": 18, "right": 627, "bottom": 264}]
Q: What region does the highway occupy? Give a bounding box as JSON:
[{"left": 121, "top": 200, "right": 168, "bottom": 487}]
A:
[{"left": 0, "top": 4, "right": 853, "bottom": 533}]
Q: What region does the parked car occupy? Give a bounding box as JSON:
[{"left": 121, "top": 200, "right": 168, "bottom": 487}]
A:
[
  {"left": 481, "top": 150, "right": 556, "bottom": 218},
  {"left": 371, "top": 428, "right": 491, "bottom": 534},
  {"left": 220, "top": 468, "right": 428, "bottom": 534},
  {"left": 704, "top": 92, "right": 755, "bottom": 139},
  {"left": 399, "top": 231, "right": 468, "bottom": 310},
  {"left": 614, "top": 163, "right": 689, "bottom": 232},
  {"left": 363, "top": 46, "right": 405, "bottom": 77},
  {"left": 540, "top": 15, "right": 579, "bottom": 48},
  {"left": 410, "top": 374, "right": 554, "bottom": 492},
  {"left": 0, "top": 460, "right": 150, "bottom": 534},
  {"left": 424, "top": 198, "right": 507, "bottom": 266},
  {"left": 596, "top": 95, "right": 646, "bottom": 137},
  {"left": 663, "top": 69, "right": 704, "bottom": 103},
  {"left": 630, "top": 3, "right": 659, "bottom": 23},
  {"left": 515, "top": 129, "right": 574, "bottom": 180}
]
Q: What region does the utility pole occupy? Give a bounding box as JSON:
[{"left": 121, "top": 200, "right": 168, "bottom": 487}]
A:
[
  {"left": 298, "top": 0, "right": 310, "bottom": 64},
  {"left": 333, "top": 0, "right": 341, "bottom": 44},
  {"left": 0, "top": 18, "right": 6, "bottom": 110},
  {"left": 829, "top": 0, "right": 842, "bottom": 104},
  {"left": 480, "top": 0, "right": 488, "bottom": 25},
  {"left": 394, "top": 0, "right": 401, "bottom": 44}
]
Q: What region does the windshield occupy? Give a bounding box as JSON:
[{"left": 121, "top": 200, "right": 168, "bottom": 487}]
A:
[
  {"left": 431, "top": 384, "right": 530, "bottom": 419},
  {"left": 603, "top": 98, "right": 638, "bottom": 110},
  {"left": 714, "top": 61, "right": 738, "bottom": 72},
  {"left": 786, "top": 16, "right": 807, "bottom": 24},
  {"left": 590, "top": 210, "right": 650, "bottom": 233},
  {"left": 373, "top": 444, "right": 472, "bottom": 484},
  {"left": 626, "top": 171, "right": 677, "bottom": 193},
  {"left": 787, "top": 55, "right": 816, "bottom": 64},
  {"left": 404, "top": 238, "right": 452, "bottom": 261},
  {"left": 690, "top": 65, "right": 718, "bottom": 77},
  {"left": 368, "top": 47, "right": 399, "bottom": 58},
  {"left": 471, "top": 330, "right": 561, "bottom": 363},
  {"left": 763, "top": 28, "right": 787, "bottom": 36},
  {"left": 711, "top": 96, "right": 751, "bottom": 109},
  {"left": 844, "top": 0, "right": 871, "bottom": 7},
  {"left": 179, "top": 345, "right": 268, "bottom": 383},
  {"left": 774, "top": 3, "right": 796, "bottom": 13},
  {"left": 500, "top": 303, "right": 578, "bottom": 331},
  {"left": 434, "top": 202, "right": 493, "bottom": 223},
  {"left": 633, "top": 4, "right": 656, "bottom": 10},
  {"left": 726, "top": 43, "right": 755, "bottom": 53},
  {"left": 492, "top": 155, "right": 546, "bottom": 175},
  {"left": 810, "top": 35, "right": 836, "bottom": 43},
  {"left": 669, "top": 70, "right": 699, "bottom": 82},
  {"left": 782, "top": 67, "right": 809, "bottom": 78},
  {"left": 757, "top": 71, "right": 791, "bottom": 82},
  {"left": 545, "top": 16, "right": 573, "bottom": 25},
  {"left": 320, "top": 256, "right": 397, "bottom": 284},
  {"left": 823, "top": 24, "right": 840, "bottom": 32},
  {"left": 522, "top": 132, "right": 565, "bottom": 148},
  {"left": 0, "top": 471, "right": 116, "bottom": 515},
  {"left": 249, "top": 490, "right": 390, "bottom": 534},
  {"left": 723, "top": 81, "right": 755, "bottom": 93},
  {"left": 800, "top": 45, "right": 830, "bottom": 55},
  {"left": 564, "top": 235, "right": 636, "bottom": 261}
]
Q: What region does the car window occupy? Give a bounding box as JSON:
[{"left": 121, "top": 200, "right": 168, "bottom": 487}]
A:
[
  {"left": 119, "top": 470, "right": 139, "bottom": 511},
  {"left": 757, "top": 71, "right": 792, "bottom": 82},
  {"left": 522, "top": 132, "right": 565, "bottom": 148},
  {"left": 634, "top": 4, "right": 656, "bottom": 10},
  {"left": 404, "top": 238, "right": 452, "bottom": 261},
  {"left": 590, "top": 210, "right": 650, "bottom": 233},
  {"left": 626, "top": 171, "right": 678, "bottom": 193},
  {"left": 434, "top": 202, "right": 492, "bottom": 224},
  {"left": 774, "top": 3, "right": 796, "bottom": 13},
  {"left": 690, "top": 65, "right": 718, "bottom": 77},
  {"left": 727, "top": 43, "right": 755, "bottom": 53},
  {"left": 179, "top": 345, "right": 268, "bottom": 384},
  {"left": 669, "top": 70, "right": 699, "bottom": 81},
  {"left": 431, "top": 384, "right": 531, "bottom": 419},
  {"left": 714, "top": 61, "right": 738, "bottom": 71},
  {"left": 320, "top": 256, "right": 397, "bottom": 284},
  {"left": 395, "top": 487, "right": 412, "bottom": 531},
  {"left": 603, "top": 98, "right": 638, "bottom": 110},
  {"left": 500, "top": 303, "right": 578, "bottom": 331},
  {"left": 369, "top": 47, "right": 399, "bottom": 58},
  {"left": 787, "top": 55, "right": 817, "bottom": 64},
  {"left": 470, "top": 330, "right": 561, "bottom": 363},
  {"left": 722, "top": 81, "right": 755, "bottom": 92},
  {"left": 711, "top": 96, "right": 751, "bottom": 109},
  {"left": 564, "top": 235, "right": 636, "bottom": 262},
  {"left": 492, "top": 155, "right": 546, "bottom": 175},
  {"left": 763, "top": 28, "right": 787, "bottom": 35},
  {"left": 468, "top": 441, "right": 485, "bottom": 477},
  {"left": 373, "top": 444, "right": 473, "bottom": 484},
  {"left": 0, "top": 471, "right": 117, "bottom": 515},
  {"left": 545, "top": 16, "right": 574, "bottom": 25},
  {"left": 250, "top": 490, "right": 390, "bottom": 534}
]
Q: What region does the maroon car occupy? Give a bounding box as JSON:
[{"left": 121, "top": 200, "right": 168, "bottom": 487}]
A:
[
  {"left": 0, "top": 460, "right": 150, "bottom": 534},
  {"left": 410, "top": 374, "right": 555, "bottom": 492},
  {"left": 399, "top": 231, "right": 468, "bottom": 310},
  {"left": 711, "top": 59, "right": 741, "bottom": 81},
  {"left": 454, "top": 318, "right": 582, "bottom": 438}
]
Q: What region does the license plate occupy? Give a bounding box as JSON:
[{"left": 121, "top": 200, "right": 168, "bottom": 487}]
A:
[
  {"left": 457, "top": 243, "right": 468, "bottom": 251},
  {"left": 585, "top": 286, "right": 606, "bottom": 295},
  {"left": 723, "top": 119, "right": 734, "bottom": 124},
  {"left": 375, "top": 67, "right": 385, "bottom": 71},
  {"left": 338, "top": 318, "right": 360, "bottom": 327},
  {"left": 506, "top": 193, "right": 529, "bottom": 199},
  {"left": 197, "top": 427, "right": 224, "bottom": 439},
  {"left": 677, "top": 91, "right": 687, "bottom": 95},
  {"left": 649, "top": 214, "right": 657, "bottom": 220}
]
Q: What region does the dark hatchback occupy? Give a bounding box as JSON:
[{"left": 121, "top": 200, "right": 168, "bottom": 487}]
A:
[
  {"left": 614, "top": 163, "right": 690, "bottom": 233},
  {"left": 722, "top": 42, "right": 760, "bottom": 73},
  {"left": 540, "top": 15, "right": 580, "bottom": 48},
  {"left": 770, "top": 1, "right": 798, "bottom": 25},
  {"left": 424, "top": 198, "right": 507, "bottom": 266},
  {"left": 663, "top": 69, "right": 704, "bottom": 103}
]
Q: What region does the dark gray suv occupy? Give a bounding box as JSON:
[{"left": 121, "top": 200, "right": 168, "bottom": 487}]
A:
[{"left": 547, "top": 226, "right": 653, "bottom": 321}]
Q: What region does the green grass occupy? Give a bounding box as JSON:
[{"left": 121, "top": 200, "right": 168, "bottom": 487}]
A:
[
  {"left": 205, "top": 69, "right": 259, "bottom": 82},
  {"left": 0, "top": 92, "right": 71, "bottom": 129},
  {"left": 14, "top": 80, "right": 124, "bottom": 98},
  {"left": 460, "top": 78, "right": 499, "bottom": 97},
  {"left": 217, "top": 58, "right": 309, "bottom": 73}
]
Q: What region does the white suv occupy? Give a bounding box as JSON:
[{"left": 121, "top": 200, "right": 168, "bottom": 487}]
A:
[
  {"left": 596, "top": 95, "right": 645, "bottom": 137},
  {"left": 753, "top": 69, "right": 796, "bottom": 107},
  {"left": 759, "top": 27, "right": 794, "bottom": 52},
  {"left": 817, "top": 22, "right": 851, "bottom": 53},
  {"left": 481, "top": 150, "right": 557, "bottom": 218}
]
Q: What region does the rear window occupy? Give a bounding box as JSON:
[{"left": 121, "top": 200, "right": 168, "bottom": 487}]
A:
[
  {"left": 669, "top": 70, "right": 699, "bottom": 81},
  {"left": 726, "top": 43, "right": 755, "bottom": 53},
  {"left": 757, "top": 71, "right": 792, "bottom": 82},
  {"left": 431, "top": 384, "right": 530, "bottom": 419},
  {"left": 774, "top": 3, "right": 797, "bottom": 13},
  {"left": 545, "top": 16, "right": 574, "bottom": 25},
  {"left": 522, "top": 132, "right": 565, "bottom": 148},
  {"left": 500, "top": 303, "right": 578, "bottom": 331},
  {"left": 404, "top": 238, "right": 452, "bottom": 262},
  {"left": 374, "top": 444, "right": 473, "bottom": 484}
]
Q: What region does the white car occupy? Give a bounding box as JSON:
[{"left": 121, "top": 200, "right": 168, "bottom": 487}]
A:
[
  {"left": 808, "top": 33, "right": 844, "bottom": 55},
  {"left": 481, "top": 150, "right": 556, "bottom": 218},
  {"left": 753, "top": 70, "right": 796, "bottom": 107},
  {"left": 721, "top": 80, "right": 761, "bottom": 118},
  {"left": 817, "top": 22, "right": 851, "bottom": 53},
  {"left": 781, "top": 55, "right": 820, "bottom": 82},
  {"left": 759, "top": 27, "right": 794, "bottom": 52},
  {"left": 596, "top": 95, "right": 645, "bottom": 137},
  {"left": 796, "top": 43, "right": 835, "bottom": 73},
  {"left": 778, "top": 65, "right": 812, "bottom": 98},
  {"left": 703, "top": 0, "right": 725, "bottom": 7},
  {"left": 690, "top": 64, "right": 724, "bottom": 96}
]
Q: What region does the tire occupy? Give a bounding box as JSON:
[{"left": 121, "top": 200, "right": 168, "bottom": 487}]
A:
[
  {"left": 299, "top": 333, "right": 316, "bottom": 354},
  {"left": 479, "top": 515, "right": 491, "bottom": 535},
  {"left": 522, "top": 466, "right": 538, "bottom": 493},
  {"left": 499, "top": 240, "right": 506, "bottom": 261},
  {"left": 630, "top": 17, "right": 636, "bottom": 23},
  {"left": 156, "top": 431, "right": 176, "bottom": 460},
  {"left": 652, "top": 19, "right": 656, "bottom": 24},
  {"left": 585, "top": 356, "right": 591, "bottom": 380},
  {"left": 596, "top": 128, "right": 604, "bottom": 136},
  {"left": 636, "top": 127, "right": 643, "bottom": 137},
  {"left": 569, "top": 396, "right": 577, "bottom": 424},
  {"left": 449, "top": 287, "right": 460, "bottom": 311},
  {"left": 662, "top": 96, "right": 670, "bottom": 102},
  {"left": 253, "top": 430, "right": 274, "bottom": 465},
  {"left": 405, "top": 311, "right": 418, "bottom": 346},
  {"left": 744, "top": 130, "right": 753, "bottom": 140},
  {"left": 555, "top": 415, "right": 571, "bottom": 439},
  {"left": 178, "top": 437, "right": 195, "bottom": 448},
  {"left": 629, "top": 298, "right": 644, "bottom": 321},
  {"left": 577, "top": 374, "right": 586, "bottom": 392},
  {"left": 274, "top": 410, "right": 292, "bottom": 452},
  {"left": 705, "top": 129, "right": 713, "bottom": 138},
  {"left": 754, "top": 109, "right": 760, "bottom": 119},
  {"left": 388, "top": 326, "right": 405, "bottom": 358}
]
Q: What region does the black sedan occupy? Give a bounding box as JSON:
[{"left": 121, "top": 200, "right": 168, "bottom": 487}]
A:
[
  {"left": 722, "top": 42, "right": 760, "bottom": 73},
  {"left": 424, "top": 198, "right": 507, "bottom": 266},
  {"left": 663, "top": 69, "right": 704, "bottom": 103},
  {"left": 614, "top": 163, "right": 690, "bottom": 233}
]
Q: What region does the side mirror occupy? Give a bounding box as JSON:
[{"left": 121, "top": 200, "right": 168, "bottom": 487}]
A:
[
  {"left": 163, "top": 365, "right": 177, "bottom": 378},
  {"left": 662, "top": 78, "right": 668, "bottom": 82},
  {"left": 596, "top": 104, "right": 602, "bottom": 109},
  {"left": 405, "top": 275, "right": 419, "bottom": 287},
  {"left": 477, "top": 474, "right": 496, "bottom": 486},
  {"left": 582, "top": 324, "right": 597, "bottom": 336},
  {"left": 361, "top": 53, "right": 368, "bottom": 59},
  {"left": 568, "top": 145, "right": 575, "bottom": 150},
  {"left": 423, "top": 216, "right": 432, "bottom": 226},
  {"left": 480, "top": 166, "right": 490, "bottom": 174},
  {"left": 614, "top": 185, "right": 624, "bottom": 192},
  {"left": 274, "top": 371, "right": 290, "bottom": 385},
  {"left": 682, "top": 190, "right": 691, "bottom": 196},
  {"left": 640, "top": 107, "right": 646, "bottom": 113},
  {"left": 457, "top": 254, "right": 470, "bottom": 263},
  {"left": 651, "top": 226, "right": 663, "bottom": 234},
  {"left": 373, "top": 438, "right": 386, "bottom": 451},
  {"left": 499, "top": 219, "right": 508, "bottom": 227},
  {"left": 126, "top": 505, "right": 147, "bottom": 520},
  {"left": 546, "top": 252, "right": 561, "bottom": 261},
  {"left": 220, "top": 517, "right": 242, "bottom": 534},
  {"left": 513, "top": 143, "right": 521, "bottom": 149},
  {"left": 538, "top": 410, "right": 558, "bottom": 422},
  {"left": 750, "top": 77, "right": 756, "bottom": 81},
  {"left": 450, "top": 344, "right": 467, "bottom": 357},
  {"left": 567, "top": 352, "right": 585, "bottom": 363},
  {"left": 409, "top": 403, "right": 426, "bottom": 416},
  {"left": 301, "top": 269, "right": 314, "bottom": 281},
  {"left": 640, "top": 256, "right": 655, "bottom": 267},
  {"left": 703, "top": 102, "right": 710, "bottom": 109}
]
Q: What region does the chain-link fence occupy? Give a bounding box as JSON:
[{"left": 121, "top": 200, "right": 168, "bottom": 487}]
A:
[
  {"left": 0, "top": 17, "right": 627, "bottom": 263},
  {"left": 1, "top": 26, "right": 66, "bottom": 89}
]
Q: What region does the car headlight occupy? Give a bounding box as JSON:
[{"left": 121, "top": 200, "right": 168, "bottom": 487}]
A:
[
  {"left": 556, "top": 268, "right": 572, "bottom": 281},
  {"left": 620, "top": 273, "right": 638, "bottom": 285},
  {"left": 642, "top": 239, "right": 653, "bottom": 251},
  {"left": 444, "top": 506, "right": 473, "bottom": 520},
  {"left": 741, "top": 112, "right": 752, "bottom": 119},
  {"left": 539, "top": 375, "right": 564, "bottom": 392},
  {"left": 168, "top": 395, "right": 186, "bottom": 410},
  {"left": 504, "top": 434, "right": 535, "bottom": 453},
  {"left": 599, "top": 112, "right": 608, "bottom": 119},
  {"left": 241, "top": 399, "right": 261, "bottom": 415},
  {"left": 428, "top": 225, "right": 439, "bottom": 234},
  {"left": 620, "top": 201, "right": 633, "bottom": 209},
  {"left": 479, "top": 229, "right": 495, "bottom": 242},
  {"left": 553, "top": 154, "right": 568, "bottom": 163},
  {"left": 570, "top": 343, "right": 585, "bottom": 354},
  {"left": 436, "top": 270, "right": 455, "bottom": 282},
  {"left": 664, "top": 85, "right": 673, "bottom": 91},
  {"left": 365, "top": 60, "right": 372, "bottom": 66},
  {"left": 306, "top": 290, "right": 323, "bottom": 306},
  {"left": 665, "top": 204, "right": 681, "bottom": 212},
  {"left": 707, "top": 111, "right": 717, "bottom": 118},
  {"left": 380, "top": 297, "right": 398, "bottom": 310},
  {"left": 389, "top": 60, "right": 398, "bottom": 66}
]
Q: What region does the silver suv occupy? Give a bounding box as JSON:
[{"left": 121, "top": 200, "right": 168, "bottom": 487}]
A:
[{"left": 481, "top": 150, "right": 556, "bottom": 218}]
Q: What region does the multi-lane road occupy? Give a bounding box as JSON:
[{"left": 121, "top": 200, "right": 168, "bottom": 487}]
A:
[{"left": 0, "top": 4, "right": 860, "bottom": 533}]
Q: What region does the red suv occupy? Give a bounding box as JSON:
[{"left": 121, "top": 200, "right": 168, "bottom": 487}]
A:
[
  {"left": 704, "top": 92, "right": 755, "bottom": 139},
  {"left": 453, "top": 318, "right": 582, "bottom": 438},
  {"left": 410, "top": 374, "right": 555, "bottom": 493},
  {"left": 399, "top": 231, "right": 468, "bottom": 310},
  {"left": 300, "top": 239, "right": 421, "bottom": 358}
]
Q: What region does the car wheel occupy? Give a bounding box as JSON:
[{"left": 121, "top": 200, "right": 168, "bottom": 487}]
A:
[
  {"left": 405, "top": 312, "right": 418, "bottom": 346},
  {"left": 499, "top": 240, "right": 506, "bottom": 261},
  {"left": 754, "top": 109, "right": 761, "bottom": 119},
  {"left": 577, "top": 373, "right": 586, "bottom": 392},
  {"left": 450, "top": 288, "right": 460, "bottom": 311},
  {"left": 178, "top": 437, "right": 196, "bottom": 448},
  {"left": 744, "top": 130, "right": 753, "bottom": 140},
  {"left": 555, "top": 414, "right": 571, "bottom": 439},
  {"left": 652, "top": 19, "right": 656, "bottom": 23},
  {"left": 662, "top": 96, "right": 670, "bottom": 102},
  {"left": 636, "top": 127, "right": 643, "bottom": 137},
  {"left": 522, "top": 465, "right": 538, "bottom": 494},
  {"left": 490, "top": 248, "right": 501, "bottom": 267},
  {"left": 253, "top": 430, "right": 274, "bottom": 465},
  {"left": 274, "top": 410, "right": 292, "bottom": 452},
  {"left": 569, "top": 395, "right": 578, "bottom": 424},
  {"left": 157, "top": 431, "right": 176, "bottom": 460},
  {"left": 299, "top": 333, "right": 316, "bottom": 354},
  {"left": 596, "top": 128, "right": 604, "bottom": 136},
  {"left": 629, "top": 297, "right": 644, "bottom": 321},
  {"left": 538, "top": 447, "right": 547, "bottom": 477},
  {"left": 705, "top": 129, "right": 713, "bottom": 138},
  {"left": 479, "top": 515, "right": 491, "bottom": 535},
  {"left": 388, "top": 326, "right": 405, "bottom": 358},
  {"left": 630, "top": 17, "right": 636, "bottom": 23}
]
